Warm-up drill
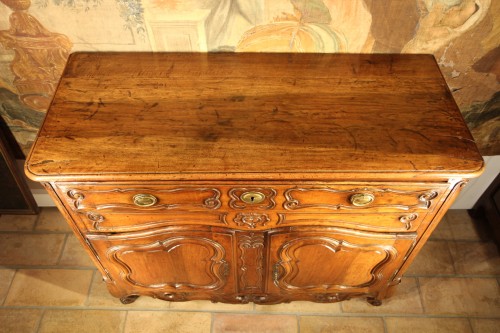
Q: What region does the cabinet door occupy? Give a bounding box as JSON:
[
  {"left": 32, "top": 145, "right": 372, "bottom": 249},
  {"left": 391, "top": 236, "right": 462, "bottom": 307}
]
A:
[
  {"left": 87, "top": 227, "right": 236, "bottom": 298},
  {"left": 267, "top": 227, "right": 416, "bottom": 294}
]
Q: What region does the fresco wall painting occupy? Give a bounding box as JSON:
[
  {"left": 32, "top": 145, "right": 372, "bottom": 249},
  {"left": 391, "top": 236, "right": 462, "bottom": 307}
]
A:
[{"left": 0, "top": 0, "right": 498, "bottom": 155}]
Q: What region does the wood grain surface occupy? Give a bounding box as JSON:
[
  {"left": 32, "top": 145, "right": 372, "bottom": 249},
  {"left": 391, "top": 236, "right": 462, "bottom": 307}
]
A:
[
  {"left": 23, "top": 53, "right": 485, "bottom": 306},
  {"left": 25, "top": 52, "right": 483, "bottom": 181}
]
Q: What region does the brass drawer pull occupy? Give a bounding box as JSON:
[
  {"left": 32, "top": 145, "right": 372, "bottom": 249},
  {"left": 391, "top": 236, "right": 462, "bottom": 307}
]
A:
[
  {"left": 133, "top": 193, "right": 158, "bottom": 207},
  {"left": 240, "top": 191, "right": 265, "bottom": 204},
  {"left": 350, "top": 193, "right": 375, "bottom": 207}
]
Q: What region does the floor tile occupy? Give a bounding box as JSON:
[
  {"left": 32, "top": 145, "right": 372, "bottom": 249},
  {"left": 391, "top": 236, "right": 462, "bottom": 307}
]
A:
[
  {"left": 86, "top": 271, "right": 170, "bottom": 309},
  {"left": 0, "top": 209, "right": 497, "bottom": 330},
  {"left": 38, "top": 310, "right": 125, "bottom": 333},
  {"left": 255, "top": 300, "right": 341, "bottom": 314},
  {"left": 0, "top": 214, "right": 37, "bottom": 231},
  {"left": 0, "top": 309, "right": 43, "bottom": 333},
  {"left": 0, "top": 233, "right": 66, "bottom": 266},
  {"left": 124, "top": 311, "right": 212, "bottom": 333},
  {"left": 385, "top": 317, "right": 472, "bottom": 333},
  {"left": 35, "top": 208, "right": 71, "bottom": 232},
  {"left": 448, "top": 241, "right": 500, "bottom": 275},
  {"left": 429, "top": 216, "right": 454, "bottom": 240},
  {"left": 406, "top": 240, "right": 455, "bottom": 275},
  {"left": 419, "top": 277, "right": 500, "bottom": 316},
  {"left": 0, "top": 269, "right": 15, "bottom": 305},
  {"left": 470, "top": 318, "right": 500, "bottom": 333},
  {"left": 300, "top": 316, "right": 384, "bottom": 333},
  {"left": 341, "top": 277, "right": 423, "bottom": 314},
  {"left": 213, "top": 314, "right": 297, "bottom": 333},
  {"left": 4, "top": 269, "right": 94, "bottom": 306},
  {"left": 170, "top": 299, "right": 253, "bottom": 312},
  {"left": 85, "top": 271, "right": 122, "bottom": 307},
  {"left": 58, "top": 234, "right": 95, "bottom": 267},
  {"left": 446, "top": 210, "right": 490, "bottom": 241}
]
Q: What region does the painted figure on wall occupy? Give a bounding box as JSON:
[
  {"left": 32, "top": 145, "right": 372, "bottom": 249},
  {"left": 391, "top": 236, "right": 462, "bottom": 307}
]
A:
[
  {"left": 0, "top": 0, "right": 72, "bottom": 153},
  {"left": 0, "top": 0, "right": 498, "bottom": 155}
]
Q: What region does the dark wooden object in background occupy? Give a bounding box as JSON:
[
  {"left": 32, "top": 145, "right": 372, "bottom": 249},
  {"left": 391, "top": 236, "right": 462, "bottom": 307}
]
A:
[
  {"left": 472, "top": 172, "right": 500, "bottom": 249},
  {"left": 0, "top": 120, "right": 38, "bottom": 214},
  {"left": 25, "top": 53, "right": 483, "bottom": 305}
]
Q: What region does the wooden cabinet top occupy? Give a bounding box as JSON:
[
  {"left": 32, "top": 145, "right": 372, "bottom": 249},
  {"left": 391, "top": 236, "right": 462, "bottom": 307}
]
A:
[{"left": 26, "top": 53, "right": 483, "bottom": 182}]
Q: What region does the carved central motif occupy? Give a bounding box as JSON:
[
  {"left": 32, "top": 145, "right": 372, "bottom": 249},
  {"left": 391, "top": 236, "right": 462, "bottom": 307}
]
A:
[
  {"left": 233, "top": 213, "right": 270, "bottom": 229},
  {"left": 229, "top": 188, "right": 277, "bottom": 209}
]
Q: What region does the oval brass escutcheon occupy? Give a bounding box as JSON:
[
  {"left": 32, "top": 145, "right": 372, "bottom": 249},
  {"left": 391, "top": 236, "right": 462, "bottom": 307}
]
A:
[
  {"left": 240, "top": 191, "right": 265, "bottom": 204},
  {"left": 133, "top": 193, "right": 158, "bottom": 207},
  {"left": 350, "top": 193, "right": 375, "bottom": 207}
]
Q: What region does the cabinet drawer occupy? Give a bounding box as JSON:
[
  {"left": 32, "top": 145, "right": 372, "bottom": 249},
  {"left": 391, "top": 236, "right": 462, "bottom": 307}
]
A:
[
  {"left": 56, "top": 184, "right": 222, "bottom": 213},
  {"left": 54, "top": 183, "right": 447, "bottom": 233},
  {"left": 282, "top": 185, "right": 446, "bottom": 213}
]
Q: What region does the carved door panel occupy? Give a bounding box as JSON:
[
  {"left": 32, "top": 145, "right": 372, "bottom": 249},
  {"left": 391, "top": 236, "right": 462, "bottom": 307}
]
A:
[
  {"left": 236, "top": 232, "right": 266, "bottom": 294},
  {"left": 267, "top": 228, "right": 416, "bottom": 294},
  {"left": 87, "top": 227, "right": 236, "bottom": 297}
]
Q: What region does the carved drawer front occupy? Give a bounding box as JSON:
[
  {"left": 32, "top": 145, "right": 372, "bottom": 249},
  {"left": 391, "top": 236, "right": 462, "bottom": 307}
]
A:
[
  {"left": 73, "top": 211, "right": 229, "bottom": 233},
  {"left": 87, "top": 227, "right": 236, "bottom": 296},
  {"left": 267, "top": 227, "right": 416, "bottom": 294},
  {"left": 283, "top": 185, "right": 446, "bottom": 213},
  {"left": 55, "top": 184, "right": 223, "bottom": 232},
  {"left": 277, "top": 212, "right": 427, "bottom": 232},
  {"left": 228, "top": 188, "right": 277, "bottom": 210}
]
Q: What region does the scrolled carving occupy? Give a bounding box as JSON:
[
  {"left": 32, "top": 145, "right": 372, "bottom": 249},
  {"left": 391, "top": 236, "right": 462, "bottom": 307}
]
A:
[
  {"left": 229, "top": 188, "right": 276, "bottom": 209},
  {"left": 233, "top": 212, "right": 270, "bottom": 229},
  {"left": 120, "top": 295, "right": 139, "bottom": 304},
  {"left": 283, "top": 198, "right": 300, "bottom": 210},
  {"left": 234, "top": 294, "right": 269, "bottom": 303},
  {"left": 220, "top": 261, "right": 230, "bottom": 278},
  {"left": 210, "top": 292, "right": 376, "bottom": 304},
  {"left": 418, "top": 191, "right": 439, "bottom": 208},
  {"left": 399, "top": 213, "right": 418, "bottom": 230},
  {"left": 86, "top": 211, "right": 105, "bottom": 229},
  {"left": 160, "top": 292, "right": 189, "bottom": 301},
  {"left": 314, "top": 293, "right": 357, "bottom": 303},
  {"left": 67, "top": 189, "right": 85, "bottom": 210},
  {"left": 272, "top": 263, "right": 283, "bottom": 281},
  {"left": 204, "top": 195, "right": 222, "bottom": 209},
  {"left": 367, "top": 297, "right": 382, "bottom": 306}
]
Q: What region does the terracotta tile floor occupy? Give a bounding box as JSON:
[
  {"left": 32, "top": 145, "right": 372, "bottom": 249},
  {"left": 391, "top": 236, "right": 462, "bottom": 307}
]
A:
[{"left": 0, "top": 209, "right": 499, "bottom": 333}]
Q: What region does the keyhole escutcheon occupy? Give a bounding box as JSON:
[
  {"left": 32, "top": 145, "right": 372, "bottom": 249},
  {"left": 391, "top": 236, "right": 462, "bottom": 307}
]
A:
[{"left": 240, "top": 191, "right": 265, "bottom": 204}]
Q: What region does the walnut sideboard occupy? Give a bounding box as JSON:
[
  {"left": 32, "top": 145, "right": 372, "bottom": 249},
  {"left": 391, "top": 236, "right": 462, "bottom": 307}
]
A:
[{"left": 25, "top": 53, "right": 484, "bottom": 306}]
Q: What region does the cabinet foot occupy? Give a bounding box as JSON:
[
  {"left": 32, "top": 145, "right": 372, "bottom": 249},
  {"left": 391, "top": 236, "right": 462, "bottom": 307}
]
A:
[
  {"left": 367, "top": 297, "right": 382, "bottom": 306},
  {"left": 120, "top": 295, "right": 140, "bottom": 304}
]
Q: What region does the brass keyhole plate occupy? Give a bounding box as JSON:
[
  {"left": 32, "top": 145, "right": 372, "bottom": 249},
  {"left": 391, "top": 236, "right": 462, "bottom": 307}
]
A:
[{"left": 240, "top": 191, "right": 265, "bottom": 204}]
